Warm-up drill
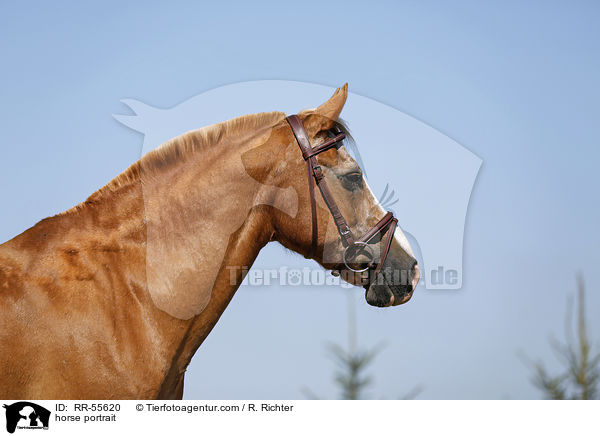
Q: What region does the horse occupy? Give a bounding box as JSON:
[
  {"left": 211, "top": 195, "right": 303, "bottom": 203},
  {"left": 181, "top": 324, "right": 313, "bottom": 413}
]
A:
[{"left": 0, "top": 84, "right": 419, "bottom": 399}]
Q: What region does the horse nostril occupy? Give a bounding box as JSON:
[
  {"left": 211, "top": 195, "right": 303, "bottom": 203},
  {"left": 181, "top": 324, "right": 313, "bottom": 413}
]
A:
[{"left": 411, "top": 264, "right": 421, "bottom": 290}]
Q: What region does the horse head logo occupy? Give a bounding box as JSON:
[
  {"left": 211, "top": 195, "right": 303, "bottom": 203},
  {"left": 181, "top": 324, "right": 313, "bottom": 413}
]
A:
[
  {"left": 3, "top": 402, "right": 50, "bottom": 433},
  {"left": 114, "top": 81, "right": 481, "bottom": 293}
]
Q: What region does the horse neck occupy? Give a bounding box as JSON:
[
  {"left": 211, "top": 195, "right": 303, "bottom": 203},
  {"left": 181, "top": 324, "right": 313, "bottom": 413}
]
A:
[
  {"left": 7, "top": 127, "right": 286, "bottom": 396},
  {"left": 129, "top": 128, "right": 291, "bottom": 387},
  {"left": 140, "top": 129, "right": 280, "bottom": 313}
]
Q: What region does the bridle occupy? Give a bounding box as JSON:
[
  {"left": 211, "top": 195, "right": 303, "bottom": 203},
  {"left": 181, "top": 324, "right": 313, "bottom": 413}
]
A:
[{"left": 286, "top": 114, "right": 398, "bottom": 284}]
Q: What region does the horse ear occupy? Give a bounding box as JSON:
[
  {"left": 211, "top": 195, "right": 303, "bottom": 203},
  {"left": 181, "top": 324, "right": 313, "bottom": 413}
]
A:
[
  {"left": 301, "top": 83, "right": 348, "bottom": 137},
  {"left": 316, "top": 83, "right": 348, "bottom": 121}
]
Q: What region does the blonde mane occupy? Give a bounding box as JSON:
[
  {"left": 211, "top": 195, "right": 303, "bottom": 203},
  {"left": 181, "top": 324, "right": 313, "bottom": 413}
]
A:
[{"left": 63, "top": 111, "right": 285, "bottom": 214}]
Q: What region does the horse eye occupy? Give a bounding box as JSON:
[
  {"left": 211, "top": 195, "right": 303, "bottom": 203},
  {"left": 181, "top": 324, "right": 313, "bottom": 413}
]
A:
[{"left": 340, "top": 171, "right": 363, "bottom": 190}]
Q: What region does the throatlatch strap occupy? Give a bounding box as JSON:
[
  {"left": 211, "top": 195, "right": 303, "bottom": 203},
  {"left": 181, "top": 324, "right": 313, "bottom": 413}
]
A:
[{"left": 286, "top": 115, "right": 318, "bottom": 258}]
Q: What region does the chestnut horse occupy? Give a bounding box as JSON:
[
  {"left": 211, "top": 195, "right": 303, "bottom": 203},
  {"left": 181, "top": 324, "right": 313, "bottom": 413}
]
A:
[{"left": 0, "top": 84, "right": 419, "bottom": 399}]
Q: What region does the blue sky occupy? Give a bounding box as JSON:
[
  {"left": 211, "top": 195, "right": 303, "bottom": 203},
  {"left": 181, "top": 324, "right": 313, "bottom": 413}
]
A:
[{"left": 0, "top": 1, "right": 599, "bottom": 399}]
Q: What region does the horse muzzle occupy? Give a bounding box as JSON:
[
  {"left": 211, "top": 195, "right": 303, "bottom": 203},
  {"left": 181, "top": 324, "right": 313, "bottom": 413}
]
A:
[{"left": 365, "top": 263, "right": 420, "bottom": 307}]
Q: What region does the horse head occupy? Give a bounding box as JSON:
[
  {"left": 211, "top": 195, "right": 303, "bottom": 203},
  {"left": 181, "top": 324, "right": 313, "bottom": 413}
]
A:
[{"left": 268, "top": 84, "right": 419, "bottom": 306}]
